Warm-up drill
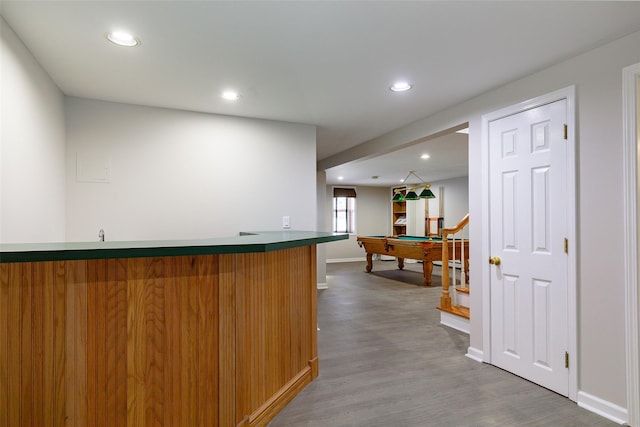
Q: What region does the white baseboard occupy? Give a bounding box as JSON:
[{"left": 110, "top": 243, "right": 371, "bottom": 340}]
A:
[
  {"left": 577, "top": 390, "right": 628, "bottom": 425},
  {"left": 465, "top": 346, "right": 484, "bottom": 363},
  {"left": 317, "top": 282, "right": 328, "bottom": 290},
  {"left": 326, "top": 257, "right": 365, "bottom": 263},
  {"left": 440, "top": 311, "right": 470, "bottom": 334}
]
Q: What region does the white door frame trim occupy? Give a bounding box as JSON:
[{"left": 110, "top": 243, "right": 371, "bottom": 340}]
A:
[
  {"left": 622, "top": 62, "right": 640, "bottom": 427},
  {"left": 480, "top": 86, "right": 577, "bottom": 401}
]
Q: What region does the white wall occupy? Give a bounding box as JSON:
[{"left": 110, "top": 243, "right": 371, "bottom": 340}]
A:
[
  {"left": 65, "top": 97, "right": 317, "bottom": 241},
  {"left": 0, "top": 18, "right": 66, "bottom": 243},
  {"left": 0, "top": 17, "right": 318, "bottom": 245},
  {"left": 319, "top": 30, "right": 640, "bottom": 413},
  {"left": 316, "top": 170, "right": 328, "bottom": 286},
  {"left": 406, "top": 197, "right": 425, "bottom": 236},
  {"left": 431, "top": 176, "right": 469, "bottom": 238},
  {"left": 326, "top": 185, "right": 389, "bottom": 261}
]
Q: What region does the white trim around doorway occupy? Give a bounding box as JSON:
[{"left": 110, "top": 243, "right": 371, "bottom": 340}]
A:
[{"left": 622, "top": 62, "right": 640, "bottom": 427}]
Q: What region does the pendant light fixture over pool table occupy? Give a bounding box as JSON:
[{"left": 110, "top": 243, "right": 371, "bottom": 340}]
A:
[{"left": 392, "top": 170, "right": 435, "bottom": 202}]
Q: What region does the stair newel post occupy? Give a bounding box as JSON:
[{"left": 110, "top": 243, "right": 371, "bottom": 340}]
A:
[
  {"left": 440, "top": 229, "right": 452, "bottom": 309},
  {"left": 438, "top": 214, "right": 469, "bottom": 312}
]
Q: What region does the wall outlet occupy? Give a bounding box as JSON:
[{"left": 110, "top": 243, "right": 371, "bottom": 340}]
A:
[{"left": 282, "top": 216, "right": 291, "bottom": 229}]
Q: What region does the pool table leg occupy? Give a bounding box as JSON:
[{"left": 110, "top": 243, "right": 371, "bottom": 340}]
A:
[
  {"left": 397, "top": 257, "right": 404, "bottom": 270},
  {"left": 365, "top": 253, "right": 373, "bottom": 272},
  {"left": 423, "top": 261, "right": 433, "bottom": 286}
]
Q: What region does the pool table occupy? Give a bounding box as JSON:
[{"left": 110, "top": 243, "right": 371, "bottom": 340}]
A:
[{"left": 356, "top": 235, "right": 469, "bottom": 286}]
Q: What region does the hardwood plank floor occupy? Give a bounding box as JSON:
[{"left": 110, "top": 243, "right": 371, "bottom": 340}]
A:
[{"left": 268, "top": 260, "right": 616, "bottom": 427}]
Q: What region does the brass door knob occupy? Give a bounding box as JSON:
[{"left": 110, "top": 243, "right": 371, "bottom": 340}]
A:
[{"left": 489, "top": 256, "right": 501, "bottom": 266}]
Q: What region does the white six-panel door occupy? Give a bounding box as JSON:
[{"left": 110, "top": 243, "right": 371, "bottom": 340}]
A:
[{"left": 488, "top": 99, "right": 569, "bottom": 396}]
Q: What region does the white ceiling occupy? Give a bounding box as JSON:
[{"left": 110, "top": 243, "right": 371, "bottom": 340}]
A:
[
  {"left": 326, "top": 130, "right": 469, "bottom": 187},
  {"left": 2, "top": 1, "right": 640, "bottom": 185}
]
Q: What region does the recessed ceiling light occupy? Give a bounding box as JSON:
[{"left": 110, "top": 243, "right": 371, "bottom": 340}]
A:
[
  {"left": 421, "top": 154, "right": 430, "bottom": 160},
  {"left": 390, "top": 82, "right": 412, "bottom": 92},
  {"left": 106, "top": 31, "right": 140, "bottom": 47},
  {"left": 222, "top": 91, "right": 240, "bottom": 101},
  {"left": 337, "top": 176, "right": 344, "bottom": 180}
]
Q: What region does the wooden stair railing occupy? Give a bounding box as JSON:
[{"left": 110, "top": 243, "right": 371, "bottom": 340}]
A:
[{"left": 438, "top": 214, "right": 469, "bottom": 310}]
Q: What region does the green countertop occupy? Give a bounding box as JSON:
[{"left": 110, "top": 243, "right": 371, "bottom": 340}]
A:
[{"left": 0, "top": 231, "right": 348, "bottom": 263}]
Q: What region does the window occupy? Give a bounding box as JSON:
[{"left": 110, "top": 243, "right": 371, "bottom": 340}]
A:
[{"left": 333, "top": 187, "right": 356, "bottom": 233}]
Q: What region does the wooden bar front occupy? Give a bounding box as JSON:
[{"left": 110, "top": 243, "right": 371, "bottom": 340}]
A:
[{"left": 0, "top": 246, "right": 318, "bottom": 426}]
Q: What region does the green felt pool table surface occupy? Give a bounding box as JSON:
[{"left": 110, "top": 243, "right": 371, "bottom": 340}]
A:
[
  {"left": 366, "top": 235, "right": 445, "bottom": 241},
  {"left": 394, "top": 235, "right": 443, "bottom": 241}
]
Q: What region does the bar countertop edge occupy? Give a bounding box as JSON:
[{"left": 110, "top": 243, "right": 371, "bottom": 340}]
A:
[{"left": 0, "top": 230, "right": 349, "bottom": 263}]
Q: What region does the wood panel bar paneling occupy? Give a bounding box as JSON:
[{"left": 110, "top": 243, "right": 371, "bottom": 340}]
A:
[
  {"left": 247, "top": 252, "right": 266, "bottom": 415},
  {"left": 198, "top": 255, "right": 219, "bottom": 426},
  {"left": 178, "top": 256, "right": 199, "bottom": 426},
  {"left": 86, "top": 260, "right": 98, "bottom": 427},
  {"left": 64, "top": 262, "right": 76, "bottom": 427},
  {"left": 265, "top": 251, "right": 282, "bottom": 402},
  {"left": 242, "top": 246, "right": 317, "bottom": 427},
  {"left": 8, "top": 263, "right": 23, "bottom": 426},
  {"left": 32, "top": 262, "right": 46, "bottom": 426},
  {"left": 76, "top": 260, "right": 89, "bottom": 427},
  {"left": 0, "top": 264, "right": 9, "bottom": 426},
  {"left": 219, "top": 254, "right": 235, "bottom": 426},
  {"left": 40, "top": 261, "right": 60, "bottom": 427},
  {"left": 234, "top": 253, "right": 248, "bottom": 427},
  {"left": 52, "top": 261, "right": 67, "bottom": 427},
  {"left": 96, "top": 259, "right": 109, "bottom": 427},
  {"left": 308, "top": 246, "right": 319, "bottom": 378},
  {"left": 1, "top": 245, "right": 318, "bottom": 426},
  {"left": 163, "top": 257, "right": 181, "bottom": 427},
  {"left": 114, "top": 259, "right": 128, "bottom": 426},
  {"left": 144, "top": 257, "right": 167, "bottom": 427},
  {"left": 20, "top": 263, "right": 33, "bottom": 426},
  {"left": 105, "top": 259, "right": 118, "bottom": 427}
]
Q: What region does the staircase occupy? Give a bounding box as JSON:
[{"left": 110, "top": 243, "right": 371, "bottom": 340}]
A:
[{"left": 436, "top": 214, "right": 470, "bottom": 334}]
